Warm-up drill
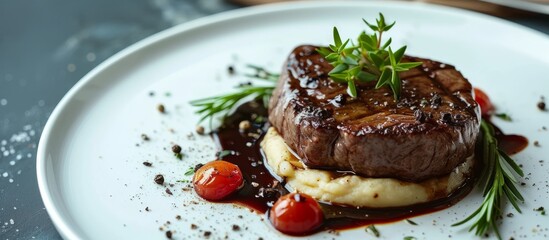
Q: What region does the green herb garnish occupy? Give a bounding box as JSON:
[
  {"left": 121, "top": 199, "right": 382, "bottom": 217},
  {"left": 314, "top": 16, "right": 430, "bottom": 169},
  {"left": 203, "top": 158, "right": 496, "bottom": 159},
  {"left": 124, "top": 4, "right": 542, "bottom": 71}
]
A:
[
  {"left": 405, "top": 219, "right": 418, "bottom": 225},
  {"left": 366, "top": 225, "right": 380, "bottom": 237},
  {"left": 452, "top": 120, "right": 524, "bottom": 239},
  {"left": 190, "top": 65, "right": 277, "bottom": 125},
  {"left": 403, "top": 236, "right": 417, "bottom": 240},
  {"left": 494, "top": 113, "right": 512, "bottom": 122},
  {"left": 216, "top": 150, "right": 235, "bottom": 160},
  {"left": 317, "top": 13, "right": 422, "bottom": 99},
  {"left": 534, "top": 207, "right": 546, "bottom": 215},
  {"left": 184, "top": 167, "right": 195, "bottom": 176}
]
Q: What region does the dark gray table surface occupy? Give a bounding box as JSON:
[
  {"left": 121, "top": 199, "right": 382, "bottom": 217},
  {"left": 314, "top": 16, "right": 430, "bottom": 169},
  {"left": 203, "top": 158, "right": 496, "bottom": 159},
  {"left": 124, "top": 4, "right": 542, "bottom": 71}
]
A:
[{"left": 0, "top": 1, "right": 547, "bottom": 239}]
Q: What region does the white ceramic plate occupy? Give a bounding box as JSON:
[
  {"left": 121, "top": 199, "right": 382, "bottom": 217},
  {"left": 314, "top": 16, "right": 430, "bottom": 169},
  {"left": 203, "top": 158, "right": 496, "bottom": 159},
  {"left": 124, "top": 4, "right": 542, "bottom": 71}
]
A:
[{"left": 37, "top": 1, "right": 549, "bottom": 239}]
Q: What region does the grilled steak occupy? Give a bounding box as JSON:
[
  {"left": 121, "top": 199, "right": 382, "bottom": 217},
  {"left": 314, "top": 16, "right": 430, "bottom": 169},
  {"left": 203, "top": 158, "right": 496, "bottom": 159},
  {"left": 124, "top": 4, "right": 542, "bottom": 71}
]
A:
[{"left": 268, "top": 45, "right": 480, "bottom": 182}]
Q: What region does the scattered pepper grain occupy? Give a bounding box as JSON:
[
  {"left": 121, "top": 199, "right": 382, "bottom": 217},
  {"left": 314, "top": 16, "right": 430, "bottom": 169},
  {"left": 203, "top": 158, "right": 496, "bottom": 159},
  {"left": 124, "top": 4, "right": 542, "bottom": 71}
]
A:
[
  {"left": 196, "top": 125, "right": 205, "bottom": 135},
  {"left": 154, "top": 174, "right": 165, "bottom": 185},
  {"left": 157, "top": 104, "right": 165, "bottom": 113},
  {"left": 141, "top": 134, "right": 150, "bottom": 141},
  {"left": 538, "top": 102, "right": 546, "bottom": 111},
  {"left": 172, "top": 144, "right": 182, "bottom": 153}
]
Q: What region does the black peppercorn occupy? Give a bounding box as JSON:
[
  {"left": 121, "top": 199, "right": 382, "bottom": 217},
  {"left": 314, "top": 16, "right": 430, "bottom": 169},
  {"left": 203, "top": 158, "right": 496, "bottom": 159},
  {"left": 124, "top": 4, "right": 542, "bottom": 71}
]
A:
[
  {"left": 141, "top": 134, "right": 150, "bottom": 141},
  {"left": 154, "top": 174, "right": 164, "bottom": 185},
  {"left": 414, "top": 109, "right": 426, "bottom": 123},
  {"left": 441, "top": 113, "right": 452, "bottom": 123},
  {"left": 172, "top": 145, "right": 182, "bottom": 154},
  {"left": 157, "top": 104, "right": 165, "bottom": 113},
  {"left": 538, "top": 101, "right": 546, "bottom": 111},
  {"left": 430, "top": 94, "right": 442, "bottom": 106},
  {"left": 232, "top": 224, "right": 240, "bottom": 231}
]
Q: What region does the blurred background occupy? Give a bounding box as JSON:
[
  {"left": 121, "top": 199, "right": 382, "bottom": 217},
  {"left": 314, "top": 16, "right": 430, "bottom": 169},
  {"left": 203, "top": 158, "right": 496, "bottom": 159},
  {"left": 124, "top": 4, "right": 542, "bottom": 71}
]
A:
[{"left": 0, "top": 0, "right": 547, "bottom": 239}]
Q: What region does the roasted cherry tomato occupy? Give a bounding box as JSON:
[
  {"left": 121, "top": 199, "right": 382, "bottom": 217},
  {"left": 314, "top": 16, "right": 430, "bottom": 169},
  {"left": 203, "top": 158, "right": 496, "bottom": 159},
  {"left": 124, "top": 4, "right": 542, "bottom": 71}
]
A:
[
  {"left": 193, "top": 160, "right": 243, "bottom": 201},
  {"left": 474, "top": 88, "right": 494, "bottom": 117},
  {"left": 269, "top": 193, "right": 324, "bottom": 235}
]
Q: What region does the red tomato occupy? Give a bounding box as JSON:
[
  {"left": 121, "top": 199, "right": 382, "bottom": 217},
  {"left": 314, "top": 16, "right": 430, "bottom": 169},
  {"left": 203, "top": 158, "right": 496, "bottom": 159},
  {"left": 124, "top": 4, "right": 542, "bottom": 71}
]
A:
[
  {"left": 269, "top": 193, "right": 324, "bottom": 235},
  {"left": 474, "top": 88, "right": 494, "bottom": 117},
  {"left": 193, "top": 160, "right": 243, "bottom": 201}
]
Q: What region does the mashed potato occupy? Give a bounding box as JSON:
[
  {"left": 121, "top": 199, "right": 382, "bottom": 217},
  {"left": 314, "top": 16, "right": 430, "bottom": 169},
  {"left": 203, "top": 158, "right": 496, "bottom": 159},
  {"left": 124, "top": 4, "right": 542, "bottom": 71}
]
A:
[{"left": 261, "top": 127, "right": 474, "bottom": 208}]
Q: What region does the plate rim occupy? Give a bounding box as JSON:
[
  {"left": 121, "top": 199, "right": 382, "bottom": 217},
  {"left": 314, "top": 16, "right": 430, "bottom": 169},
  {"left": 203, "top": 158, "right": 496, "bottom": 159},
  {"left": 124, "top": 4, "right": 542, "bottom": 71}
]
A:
[{"left": 36, "top": 1, "right": 549, "bottom": 239}]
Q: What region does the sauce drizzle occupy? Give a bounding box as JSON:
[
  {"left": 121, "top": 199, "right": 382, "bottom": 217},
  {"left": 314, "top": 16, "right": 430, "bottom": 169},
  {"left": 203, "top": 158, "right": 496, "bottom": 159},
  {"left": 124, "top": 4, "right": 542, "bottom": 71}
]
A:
[{"left": 488, "top": 120, "right": 528, "bottom": 155}]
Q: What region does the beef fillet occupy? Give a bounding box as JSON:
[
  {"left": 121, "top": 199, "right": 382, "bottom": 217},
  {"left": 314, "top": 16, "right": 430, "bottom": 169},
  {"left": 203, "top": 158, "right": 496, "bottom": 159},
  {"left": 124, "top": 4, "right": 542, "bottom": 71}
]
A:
[{"left": 268, "top": 45, "right": 480, "bottom": 182}]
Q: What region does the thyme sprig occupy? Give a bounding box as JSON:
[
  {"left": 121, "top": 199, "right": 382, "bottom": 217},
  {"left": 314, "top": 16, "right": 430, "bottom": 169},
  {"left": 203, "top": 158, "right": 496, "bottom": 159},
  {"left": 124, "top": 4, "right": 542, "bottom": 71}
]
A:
[
  {"left": 190, "top": 65, "right": 278, "bottom": 124},
  {"left": 452, "top": 120, "right": 524, "bottom": 239},
  {"left": 317, "top": 13, "right": 422, "bottom": 99}
]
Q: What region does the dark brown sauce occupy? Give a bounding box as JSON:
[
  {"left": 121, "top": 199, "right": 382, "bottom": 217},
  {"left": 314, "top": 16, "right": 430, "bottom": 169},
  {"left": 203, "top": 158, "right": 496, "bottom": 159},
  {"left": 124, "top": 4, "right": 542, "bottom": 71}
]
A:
[
  {"left": 498, "top": 134, "right": 529, "bottom": 155},
  {"left": 209, "top": 101, "right": 480, "bottom": 235},
  {"left": 487, "top": 119, "right": 528, "bottom": 155},
  {"left": 213, "top": 101, "right": 282, "bottom": 213},
  {"left": 321, "top": 190, "right": 466, "bottom": 230}
]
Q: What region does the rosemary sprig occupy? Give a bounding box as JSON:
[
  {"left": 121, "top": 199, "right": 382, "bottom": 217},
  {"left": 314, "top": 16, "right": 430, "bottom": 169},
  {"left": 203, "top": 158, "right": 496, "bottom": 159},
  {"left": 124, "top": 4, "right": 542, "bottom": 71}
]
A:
[
  {"left": 317, "top": 13, "right": 422, "bottom": 99},
  {"left": 190, "top": 65, "right": 278, "bottom": 124},
  {"left": 452, "top": 120, "right": 524, "bottom": 239}
]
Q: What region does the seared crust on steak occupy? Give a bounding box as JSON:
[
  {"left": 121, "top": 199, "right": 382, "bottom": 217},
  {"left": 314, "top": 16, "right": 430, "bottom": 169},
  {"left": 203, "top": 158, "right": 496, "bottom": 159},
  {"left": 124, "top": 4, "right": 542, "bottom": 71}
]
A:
[{"left": 268, "top": 45, "right": 480, "bottom": 182}]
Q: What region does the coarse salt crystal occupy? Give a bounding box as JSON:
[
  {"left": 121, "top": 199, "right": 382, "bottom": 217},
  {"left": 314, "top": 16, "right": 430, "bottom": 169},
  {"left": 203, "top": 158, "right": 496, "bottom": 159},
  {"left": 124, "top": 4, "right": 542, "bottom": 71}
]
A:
[
  {"left": 10, "top": 132, "right": 30, "bottom": 142},
  {"left": 86, "top": 52, "right": 96, "bottom": 62}
]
